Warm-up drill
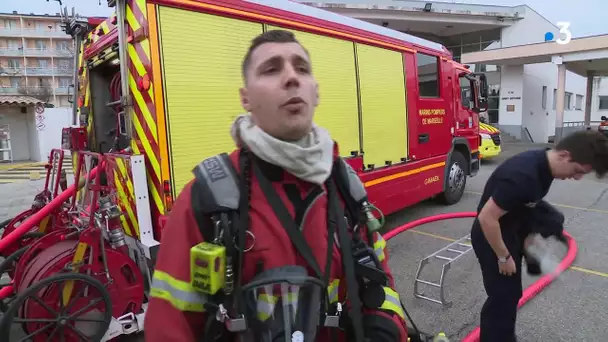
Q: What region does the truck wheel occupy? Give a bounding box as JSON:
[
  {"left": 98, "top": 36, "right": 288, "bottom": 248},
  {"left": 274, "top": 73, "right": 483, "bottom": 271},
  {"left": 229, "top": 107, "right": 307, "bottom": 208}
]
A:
[{"left": 437, "top": 151, "right": 467, "bottom": 205}]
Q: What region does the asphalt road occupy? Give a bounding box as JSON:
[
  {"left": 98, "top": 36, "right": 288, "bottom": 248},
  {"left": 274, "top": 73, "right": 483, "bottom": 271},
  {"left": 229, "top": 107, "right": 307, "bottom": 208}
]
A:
[
  {"left": 2, "top": 142, "right": 608, "bottom": 341},
  {"left": 384, "top": 142, "right": 608, "bottom": 341}
]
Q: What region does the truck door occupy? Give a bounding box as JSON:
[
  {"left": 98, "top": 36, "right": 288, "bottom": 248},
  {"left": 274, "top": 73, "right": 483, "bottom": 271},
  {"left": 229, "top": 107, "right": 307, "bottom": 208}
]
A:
[
  {"left": 413, "top": 52, "right": 451, "bottom": 160},
  {"left": 455, "top": 73, "right": 478, "bottom": 139}
]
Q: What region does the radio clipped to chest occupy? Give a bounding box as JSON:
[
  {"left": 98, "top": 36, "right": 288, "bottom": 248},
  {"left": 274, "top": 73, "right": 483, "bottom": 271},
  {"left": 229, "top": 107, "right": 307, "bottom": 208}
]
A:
[{"left": 190, "top": 241, "right": 226, "bottom": 295}]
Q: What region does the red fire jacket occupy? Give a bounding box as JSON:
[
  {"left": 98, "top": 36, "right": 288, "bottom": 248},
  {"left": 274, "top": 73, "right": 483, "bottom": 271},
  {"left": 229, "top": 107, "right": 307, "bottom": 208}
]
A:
[{"left": 144, "top": 148, "right": 408, "bottom": 342}]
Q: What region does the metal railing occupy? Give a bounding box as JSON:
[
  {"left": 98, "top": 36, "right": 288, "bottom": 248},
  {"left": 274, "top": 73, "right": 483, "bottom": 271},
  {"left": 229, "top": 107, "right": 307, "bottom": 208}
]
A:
[
  {"left": 0, "top": 67, "right": 24, "bottom": 75},
  {"left": 53, "top": 67, "right": 72, "bottom": 75},
  {"left": 1, "top": 67, "right": 74, "bottom": 76},
  {"left": 25, "top": 67, "right": 54, "bottom": 76},
  {"left": 0, "top": 27, "right": 69, "bottom": 38},
  {"left": 0, "top": 47, "right": 73, "bottom": 57},
  {"left": 54, "top": 87, "right": 70, "bottom": 95},
  {"left": 0, "top": 86, "right": 70, "bottom": 96}
]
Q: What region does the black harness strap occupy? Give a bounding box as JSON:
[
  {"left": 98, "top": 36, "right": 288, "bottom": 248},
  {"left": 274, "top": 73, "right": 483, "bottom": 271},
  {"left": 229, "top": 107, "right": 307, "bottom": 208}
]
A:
[
  {"left": 234, "top": 148, "right": 250, "bottom": 315},
  {"left": 327, "top": 179, "right": 366, "bottom": 342},
  {"left": 253, "top": 161, "right": 334, "bottom": 282}
]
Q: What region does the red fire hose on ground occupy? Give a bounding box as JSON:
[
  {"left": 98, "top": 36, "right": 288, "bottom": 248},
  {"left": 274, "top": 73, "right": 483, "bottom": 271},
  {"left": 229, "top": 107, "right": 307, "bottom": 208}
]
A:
[{"left": 382, "top": 211, "right": 578, "bottom": 342}]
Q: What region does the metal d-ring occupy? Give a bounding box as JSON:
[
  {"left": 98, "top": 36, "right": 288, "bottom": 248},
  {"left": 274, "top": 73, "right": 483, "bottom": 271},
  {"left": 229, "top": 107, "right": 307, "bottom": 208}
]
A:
[{"left": 234, "top": 231, "right": 256, "bottom": 253}]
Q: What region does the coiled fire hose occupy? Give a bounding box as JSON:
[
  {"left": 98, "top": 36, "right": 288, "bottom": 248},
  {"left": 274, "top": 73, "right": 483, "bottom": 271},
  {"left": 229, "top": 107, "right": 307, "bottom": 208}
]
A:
[{"left": 382, "top": 211, "right": 577, "bottom": 342}]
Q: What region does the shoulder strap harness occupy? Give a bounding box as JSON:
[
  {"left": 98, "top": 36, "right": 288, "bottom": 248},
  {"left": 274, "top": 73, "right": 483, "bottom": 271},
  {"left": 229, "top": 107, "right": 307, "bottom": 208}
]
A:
[{"left": 190, "top": 150, "right": 380, "bottom": 342}]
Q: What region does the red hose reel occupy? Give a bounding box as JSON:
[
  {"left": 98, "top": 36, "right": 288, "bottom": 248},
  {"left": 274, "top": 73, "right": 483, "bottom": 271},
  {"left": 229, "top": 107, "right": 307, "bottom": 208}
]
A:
[{"left": 0, "top": 153, "right": 146, "bottom": 341}]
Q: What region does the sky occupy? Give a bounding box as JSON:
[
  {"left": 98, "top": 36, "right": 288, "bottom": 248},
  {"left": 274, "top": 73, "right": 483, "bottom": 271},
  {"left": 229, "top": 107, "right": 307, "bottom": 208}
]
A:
[{"left": 1, "top": 0, "right": 606, "bottom": 38}]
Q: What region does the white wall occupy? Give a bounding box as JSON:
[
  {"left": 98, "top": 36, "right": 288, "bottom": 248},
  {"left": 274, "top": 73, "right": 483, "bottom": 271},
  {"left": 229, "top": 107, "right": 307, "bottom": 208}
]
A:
[
  {"left": 36, "top": 107, "right": 74, "bottom": 162},
  {"left": 0, "top": 107, "right": 31, "bottom": 162},
  {"left": 498, "top": 65, "right": 524, "bottom": 128},
  {"left": 522, "top": 72, "right": 549, "bottom": 142},
  {"left": 0, "top": 106, "right": 73, "bottom": 163},
  {"left": 26, "top": 110, "right": 41, "bottom": 162},
  {"left": 493, "top": 6, "right": 588, "bottom": 141},
  {"left": 499, "top": 6, "right": 558, "bottom": 48},
  {"left": 522, "top": 63, "right": 587, "bottom": 142}
]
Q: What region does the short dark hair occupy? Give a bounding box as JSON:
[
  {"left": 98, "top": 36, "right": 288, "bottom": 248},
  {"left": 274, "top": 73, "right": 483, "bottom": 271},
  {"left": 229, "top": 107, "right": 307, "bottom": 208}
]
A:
[
  {"left": 241, "top": 29, "right": 308, "bottom": 81},
  {"left": 555, "top": 130, "right": 608, "bottom": 177}
]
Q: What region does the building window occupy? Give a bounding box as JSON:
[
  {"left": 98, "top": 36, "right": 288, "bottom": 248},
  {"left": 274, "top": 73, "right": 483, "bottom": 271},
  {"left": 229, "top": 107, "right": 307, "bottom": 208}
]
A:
[
  {"left": 7, "top": 59, "right": 20, "bottom": 68},
  {"left": 542, "top": 86, "right": 547, "bottom": 109},
  {"left": 56, "top": 41, "right": 69, "bottom": 50},
  {"left": 35, "top": 40, "right": 47, "bottom": 50},
  {"left": 57, "top": 59, "right": 71, "bottom": 69},
  {"left": 59, "top": 78, "right": 70, "bottom": 88},
  {"left": 9, "top": 77, "right": 20, "bottom": 87},
  {"left": 575, "top": 95, "right": 583, "bottom": 110},
  {"left": 417, "top": 53, "right": 439, "bottom": 98},
  {"left": 565, "top": 92, "right": 572, "bottom": 110},
  {"left": 599, "top": 96, "right": 608, "bottom": 111},
  {"left": 553, "top": 89, "right": 573, "bottom": 110},
  {"left": 38, "top": 59, "right": 49, "bottom": 68},
  {"left": 3, "top": 20, "right": 17, "bottom": 29},
  {"left": 7, "top": 40, "right": 20, "bottom": 49}
]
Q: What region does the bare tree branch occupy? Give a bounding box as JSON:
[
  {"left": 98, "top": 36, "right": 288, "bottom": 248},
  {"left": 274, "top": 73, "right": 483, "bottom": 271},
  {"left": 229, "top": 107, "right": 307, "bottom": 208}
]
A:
[{"left": 17, "top": 80, "right": 53, "bottom": 103}]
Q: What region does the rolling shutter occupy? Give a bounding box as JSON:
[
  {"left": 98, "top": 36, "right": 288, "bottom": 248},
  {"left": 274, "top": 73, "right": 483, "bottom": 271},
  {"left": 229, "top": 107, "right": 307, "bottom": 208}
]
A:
[
  {"left": 158, "top": 7, "right": 263, "bottom": 194},
  {"left": 356, "top": 43, "right": 408, "bottom": 168},
  {"left": 267, "top": 25, "right": 360, "bottom": 157}
]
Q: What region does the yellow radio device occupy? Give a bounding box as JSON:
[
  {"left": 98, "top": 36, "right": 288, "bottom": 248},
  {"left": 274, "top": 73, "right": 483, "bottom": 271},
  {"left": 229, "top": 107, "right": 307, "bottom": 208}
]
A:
[{"left": 190, "top": 242, "right": 226, "bottom": 295}]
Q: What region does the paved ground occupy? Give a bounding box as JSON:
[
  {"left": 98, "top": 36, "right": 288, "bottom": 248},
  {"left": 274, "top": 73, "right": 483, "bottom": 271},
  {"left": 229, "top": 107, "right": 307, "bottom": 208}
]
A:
[
  {"left": 0, "top": 158, "right": 73, "bottom": 185},
  {"left": 384, "top": 142, "right": 608, "bottom": 341},
  {"left": 1, "top": 142, "right": 608, "bottom": 341}
]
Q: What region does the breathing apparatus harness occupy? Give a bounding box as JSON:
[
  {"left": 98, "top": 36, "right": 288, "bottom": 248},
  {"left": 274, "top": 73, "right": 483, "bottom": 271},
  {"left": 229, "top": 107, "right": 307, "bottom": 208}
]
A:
[{"left": 189, "top": 148, "right": 423, "bottom": 342}]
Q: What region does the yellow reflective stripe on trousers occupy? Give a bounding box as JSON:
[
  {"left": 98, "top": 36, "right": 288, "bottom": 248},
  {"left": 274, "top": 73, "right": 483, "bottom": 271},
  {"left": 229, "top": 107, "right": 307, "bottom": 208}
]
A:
[
  {"left": 328, "top": 279, "right": 340, "bottom": 303},
  {"left": 380, "top": 287, "right": 406, "bottom": 321},
  {"left": 373, "top": 232, "right": 386, "bottom": 262},
  {"left": 150, "top": 270, "right": 207, "bottom": 312}
]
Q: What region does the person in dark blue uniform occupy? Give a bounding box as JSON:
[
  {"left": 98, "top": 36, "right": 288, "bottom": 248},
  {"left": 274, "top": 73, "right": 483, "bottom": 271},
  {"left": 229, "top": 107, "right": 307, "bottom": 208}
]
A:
[{"left": 471, "top": 130, "right": 608, "bottom": 342}]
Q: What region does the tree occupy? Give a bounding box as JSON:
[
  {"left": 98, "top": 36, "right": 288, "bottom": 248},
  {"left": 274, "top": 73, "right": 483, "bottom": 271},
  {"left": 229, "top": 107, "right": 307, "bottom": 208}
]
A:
[{"left": 17, "top": 78, "right": 53, "bottom": 104}]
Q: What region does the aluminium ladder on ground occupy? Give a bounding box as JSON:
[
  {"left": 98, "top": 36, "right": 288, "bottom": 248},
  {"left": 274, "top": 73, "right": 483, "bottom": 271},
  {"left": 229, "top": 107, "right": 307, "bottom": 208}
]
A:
[{"left": 413, "top": 233, "right": 473, "bottom": 307}]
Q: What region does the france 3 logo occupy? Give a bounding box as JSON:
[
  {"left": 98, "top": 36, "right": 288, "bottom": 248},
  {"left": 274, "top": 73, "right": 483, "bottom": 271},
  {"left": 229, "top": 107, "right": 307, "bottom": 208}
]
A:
[{"left": 544, "top": 22, "right": 572, "bottom": 45}]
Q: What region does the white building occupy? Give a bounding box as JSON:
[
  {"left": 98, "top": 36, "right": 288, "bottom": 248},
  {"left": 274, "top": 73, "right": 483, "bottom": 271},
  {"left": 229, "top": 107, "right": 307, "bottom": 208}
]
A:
[
  {"left": 0, "top": 95, "right": 73, "bottom": 163},
  {"left": 295, "top": 0, "right": 608, "bottom": 142},
  {"left": 595, "top": 78, "right": 608, "bottom": 118}
]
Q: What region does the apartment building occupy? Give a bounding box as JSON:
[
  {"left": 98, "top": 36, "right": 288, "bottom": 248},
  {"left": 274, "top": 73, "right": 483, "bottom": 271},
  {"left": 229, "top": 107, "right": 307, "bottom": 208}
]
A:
[{"left": 0, "top": 11, "right": 75, "bottom": 108}]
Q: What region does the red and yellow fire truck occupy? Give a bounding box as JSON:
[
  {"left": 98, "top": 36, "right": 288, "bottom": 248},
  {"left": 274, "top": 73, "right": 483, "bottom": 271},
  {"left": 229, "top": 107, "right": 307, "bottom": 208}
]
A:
[
  {"left": 75, "top": 0, "right": 488, "bottom": 237},
  {"left": 0, "top": 0, "right": 488, "bottom": 340}
]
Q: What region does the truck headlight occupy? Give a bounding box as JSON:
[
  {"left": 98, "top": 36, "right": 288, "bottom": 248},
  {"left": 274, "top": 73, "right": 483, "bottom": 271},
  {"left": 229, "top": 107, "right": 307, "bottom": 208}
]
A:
[{"left": 480, "top": 133, "right": 491, "bottom": 140}]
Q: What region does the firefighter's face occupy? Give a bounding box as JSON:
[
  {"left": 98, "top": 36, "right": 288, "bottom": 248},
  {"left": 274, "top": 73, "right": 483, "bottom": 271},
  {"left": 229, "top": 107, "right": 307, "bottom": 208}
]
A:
[
  {"left": 240, "top": 42, "right": 319, "bottom": 141},
  {"left": 552, "top": 150, "right": 593, "bottom": 180}
]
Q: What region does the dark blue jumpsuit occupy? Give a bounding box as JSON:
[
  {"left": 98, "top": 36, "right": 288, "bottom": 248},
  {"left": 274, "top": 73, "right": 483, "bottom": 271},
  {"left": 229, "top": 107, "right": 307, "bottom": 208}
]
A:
[{"left": 470, "top": 149, "right": 554, "bottom": 342}]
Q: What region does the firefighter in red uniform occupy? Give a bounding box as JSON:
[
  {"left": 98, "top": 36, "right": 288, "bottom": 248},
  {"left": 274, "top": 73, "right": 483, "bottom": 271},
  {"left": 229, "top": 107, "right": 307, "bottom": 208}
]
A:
[{"left": 144, "top": 30, "right": 412, "bottom": 342}]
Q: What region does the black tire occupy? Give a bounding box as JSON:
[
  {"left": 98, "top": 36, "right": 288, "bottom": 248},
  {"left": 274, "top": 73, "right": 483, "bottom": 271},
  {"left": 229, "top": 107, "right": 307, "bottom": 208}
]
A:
[
  {"left": 0, "top": 272, "right": 113, "bottom": 341},
  {"left": 437, "top": 151, "right": 467, "bottom": 205}
]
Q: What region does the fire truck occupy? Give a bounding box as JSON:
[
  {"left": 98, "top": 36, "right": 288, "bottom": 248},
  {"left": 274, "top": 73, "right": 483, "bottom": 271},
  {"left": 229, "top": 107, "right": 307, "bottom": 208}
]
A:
[{"left": 0, "top": 0, "right": 489, "bottom": 340}]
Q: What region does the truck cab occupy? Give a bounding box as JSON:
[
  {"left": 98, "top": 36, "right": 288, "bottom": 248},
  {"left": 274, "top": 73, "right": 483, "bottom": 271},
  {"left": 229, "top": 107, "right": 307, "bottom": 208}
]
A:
[{"left": 455, "top": 67, "right": 490, "bottom": 170}]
